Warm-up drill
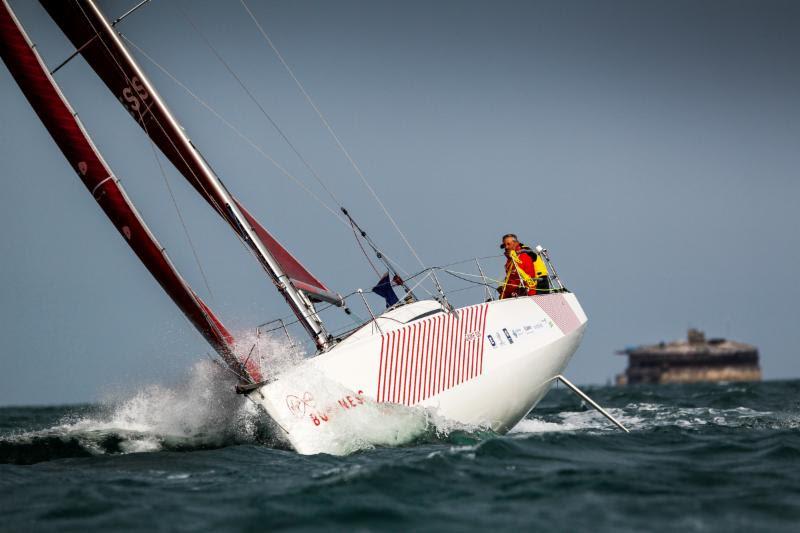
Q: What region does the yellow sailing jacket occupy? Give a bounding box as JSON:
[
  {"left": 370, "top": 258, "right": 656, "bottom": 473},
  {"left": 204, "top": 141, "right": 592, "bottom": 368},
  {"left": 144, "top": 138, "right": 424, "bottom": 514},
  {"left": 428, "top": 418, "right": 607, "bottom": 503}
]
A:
[{"left": 533, "top": 254, "right": 549, "bottom": 279}]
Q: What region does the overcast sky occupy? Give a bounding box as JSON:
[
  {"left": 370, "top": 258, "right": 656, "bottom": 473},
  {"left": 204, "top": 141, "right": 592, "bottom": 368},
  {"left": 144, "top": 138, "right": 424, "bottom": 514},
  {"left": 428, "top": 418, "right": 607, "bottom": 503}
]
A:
[{"left": 1, "top": 0, "right": 798, "bottom": 405}]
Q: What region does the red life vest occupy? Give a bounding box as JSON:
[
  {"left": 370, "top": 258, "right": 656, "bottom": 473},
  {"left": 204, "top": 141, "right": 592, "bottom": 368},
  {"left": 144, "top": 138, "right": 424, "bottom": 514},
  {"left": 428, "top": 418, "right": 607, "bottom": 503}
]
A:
[{"left": 500, "top": 247, "right": 536, "bottom": 299}]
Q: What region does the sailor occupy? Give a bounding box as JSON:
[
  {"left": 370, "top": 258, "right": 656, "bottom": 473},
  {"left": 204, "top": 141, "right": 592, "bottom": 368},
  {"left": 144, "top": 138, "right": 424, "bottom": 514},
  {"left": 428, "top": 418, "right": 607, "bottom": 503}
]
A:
[{"left": 498, "top": 233, "right": 538, "bottom": 299}]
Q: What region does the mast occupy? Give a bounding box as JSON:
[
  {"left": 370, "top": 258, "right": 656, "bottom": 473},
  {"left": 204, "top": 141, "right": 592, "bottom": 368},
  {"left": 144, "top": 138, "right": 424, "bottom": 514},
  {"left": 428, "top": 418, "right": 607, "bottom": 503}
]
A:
[
  {"left": 0, "top": 0, "right": 260, "bottom": 383},
  {"left": 40, "top": 0, "right": 333, "bottom": 350}
]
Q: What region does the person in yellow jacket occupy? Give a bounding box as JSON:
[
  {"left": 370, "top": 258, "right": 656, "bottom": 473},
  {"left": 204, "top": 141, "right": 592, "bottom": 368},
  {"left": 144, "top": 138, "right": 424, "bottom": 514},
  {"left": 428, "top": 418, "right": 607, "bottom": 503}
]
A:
[{"left": 521, "top": 244, "right": 551, "bottom": 294}]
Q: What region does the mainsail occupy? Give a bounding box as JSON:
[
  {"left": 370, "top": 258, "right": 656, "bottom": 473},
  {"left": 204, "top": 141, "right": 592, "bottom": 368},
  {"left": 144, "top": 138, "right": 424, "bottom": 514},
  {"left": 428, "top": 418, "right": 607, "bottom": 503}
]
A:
[
  {"left": 0, "top": 0, "right": 260, "bottom": 383},
  {"left": 40, "top": 0, "right": 339, "bottom": 349}
]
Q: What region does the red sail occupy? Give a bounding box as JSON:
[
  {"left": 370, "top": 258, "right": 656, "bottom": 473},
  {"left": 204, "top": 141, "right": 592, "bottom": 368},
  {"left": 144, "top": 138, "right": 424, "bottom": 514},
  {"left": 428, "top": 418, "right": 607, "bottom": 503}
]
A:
[
  {"left": 0, "top": 1, "right": 261, "bottom": 383},
  {"left": 233, "top": 199, "right": 341, "bottom": 305},
  {"left": 39, "top": 0, "right": 334, "bottom": 301}
]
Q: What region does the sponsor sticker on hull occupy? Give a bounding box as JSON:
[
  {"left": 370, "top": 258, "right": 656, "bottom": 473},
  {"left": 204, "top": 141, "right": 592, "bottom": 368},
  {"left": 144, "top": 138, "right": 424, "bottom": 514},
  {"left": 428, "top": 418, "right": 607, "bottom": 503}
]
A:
[
  {"left": 487, "top": 318, "right": 556, "bottom": 349},
  {"left": 285, "top": 390, "right": 368, "bottom": 428}
]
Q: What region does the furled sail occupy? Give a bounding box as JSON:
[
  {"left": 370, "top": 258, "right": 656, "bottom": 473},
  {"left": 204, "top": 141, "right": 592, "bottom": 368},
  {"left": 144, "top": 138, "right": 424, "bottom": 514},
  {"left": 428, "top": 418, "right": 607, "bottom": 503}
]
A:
[
  {"left": 40, "top": 0, "right": 340, "bottom": 348},
  {"left": 0, "top": 0, "right": 261, "bottom": 383}
]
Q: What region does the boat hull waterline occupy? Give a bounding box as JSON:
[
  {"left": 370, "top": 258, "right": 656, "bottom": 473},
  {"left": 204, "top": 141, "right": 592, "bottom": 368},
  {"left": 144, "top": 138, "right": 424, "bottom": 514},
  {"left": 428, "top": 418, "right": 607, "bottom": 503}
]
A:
[{"left": 248, "top": 293, "right": 587, "bottom": 455}]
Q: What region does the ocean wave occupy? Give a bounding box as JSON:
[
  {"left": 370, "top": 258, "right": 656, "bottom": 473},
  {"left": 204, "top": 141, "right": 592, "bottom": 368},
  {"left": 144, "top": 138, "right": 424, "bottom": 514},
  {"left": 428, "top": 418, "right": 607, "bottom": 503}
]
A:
[
  {"left": 0, "top": 360, "right": 269, "bottom": 465},
  {"left": 3, "top": 350, "right": 797, "bottom": 465},
  {"left": 508, "top": 398, "right": 791, "bottom": 438}
]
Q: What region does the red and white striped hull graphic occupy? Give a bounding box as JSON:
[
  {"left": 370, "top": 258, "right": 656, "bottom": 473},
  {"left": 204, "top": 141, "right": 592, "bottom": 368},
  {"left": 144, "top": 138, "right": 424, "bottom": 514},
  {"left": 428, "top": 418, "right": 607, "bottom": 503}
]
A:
[
  {"left": 376, "top": 303, "right": 489, "bottom": 405},
  {"left": 531, "top": 294, "right": 581, "bottom": 336}
]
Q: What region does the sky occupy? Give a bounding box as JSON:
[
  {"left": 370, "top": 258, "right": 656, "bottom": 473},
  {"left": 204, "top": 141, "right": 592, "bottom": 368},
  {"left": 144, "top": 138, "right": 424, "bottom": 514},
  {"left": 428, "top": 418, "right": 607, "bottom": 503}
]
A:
[{"left": 1, "top": 0, "right": 798, "bottom": 405}]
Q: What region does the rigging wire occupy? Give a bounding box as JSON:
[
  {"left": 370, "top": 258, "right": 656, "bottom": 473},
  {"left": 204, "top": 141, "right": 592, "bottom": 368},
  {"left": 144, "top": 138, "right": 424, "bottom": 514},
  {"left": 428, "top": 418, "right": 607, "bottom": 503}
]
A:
[
  {"left": 175, "top": 3, "right": 425, "bottom": 293},
  {"left": 121, "top": 34, "right": 347, "bottom": 226},
  {"left": 122, "top": 34, "right": 434, "bottom": 300},
  {"left": 123, "top": 43, "right": 216, "bottom": 302},
  {"left": 125, "top": 8, "right": 437, "bottom": 300},
  {"left": 143, "top": 121, "right": 217, "bottom": 303},
  {"left": 341, "top": 208, "right": 418, "bottom": 297},
  {"left": 349, "top": 221, "right": 381, "bottom": 277},
  {"left": 443, "top": 269, "right": 502, "bottom": 286},
  {"left": 174, "top": 3, "right": 344, "bottom": 212},
  {"left": 49, "top": 0, "right": 152, "bottom": 75},
  {"left": 238, "top": 0, "right": 428, "bottom": 270},
  {"left": 122, "top": 34, "right": 431, "bottom": 291}
]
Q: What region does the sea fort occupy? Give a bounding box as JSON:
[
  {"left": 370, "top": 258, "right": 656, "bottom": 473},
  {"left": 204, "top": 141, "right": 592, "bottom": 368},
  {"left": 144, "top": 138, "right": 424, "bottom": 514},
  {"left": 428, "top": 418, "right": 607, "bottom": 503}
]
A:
[{"left": 616, "top": 329, "right": 761, "bottom": 385}]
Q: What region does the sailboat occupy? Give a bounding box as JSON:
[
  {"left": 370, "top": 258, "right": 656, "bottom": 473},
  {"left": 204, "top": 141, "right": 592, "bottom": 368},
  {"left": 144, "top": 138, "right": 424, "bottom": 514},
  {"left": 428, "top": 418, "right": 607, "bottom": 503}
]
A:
[{"left": 1, "top": 0, "right": 625, "bottom": 454}]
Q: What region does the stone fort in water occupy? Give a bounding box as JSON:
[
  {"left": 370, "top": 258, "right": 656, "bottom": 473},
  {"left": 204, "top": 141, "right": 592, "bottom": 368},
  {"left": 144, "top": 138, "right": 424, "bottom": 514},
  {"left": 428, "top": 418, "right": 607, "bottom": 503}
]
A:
[{"left": 616, "top": 329, "right": 761, "bottom": 385}]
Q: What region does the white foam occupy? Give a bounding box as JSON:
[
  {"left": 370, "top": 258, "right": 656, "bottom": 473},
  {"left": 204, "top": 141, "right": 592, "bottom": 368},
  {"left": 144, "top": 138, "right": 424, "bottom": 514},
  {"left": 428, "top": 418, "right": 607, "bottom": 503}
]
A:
[
  {"left": 95, "top": 360, "right": 252, "bottom": 446},
  {"left": 623, "top": 403, "right": 776, "bottom": 430},
  {"left": 120, "top": 438, "right": 162, "bottom": 454},
  {"left": 7, "top": 358, "right": 259, "bottom": 454},
  {"left": 510, "top": 407, "right": 646, "bottom": 435},
  {"left": 507, "top": 402, "right": 781, "bottom": 437},
  {"left": 233, "top": 328, "right": 307, "bottom": 379},
  {"left": 68, "top": 330, "right": 316, "bottom": 453},
  {"left": 509, "top": 418, "right": 582, "bottom": 434}
]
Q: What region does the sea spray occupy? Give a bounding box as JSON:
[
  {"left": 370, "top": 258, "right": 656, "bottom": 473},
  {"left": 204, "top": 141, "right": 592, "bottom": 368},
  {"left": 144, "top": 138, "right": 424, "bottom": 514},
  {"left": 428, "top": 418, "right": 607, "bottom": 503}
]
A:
[
  {"left": 94, "top": 359, "right": 255, "bottom": 452},
  {"left": 59, "top": 327, "right": 318, "bottom": 454},
  {"left": 0, "top": 360, "right": 263, "bottom": 463},
  {"left": 233, "top": 327, "right": 307, "bottom": 381}
]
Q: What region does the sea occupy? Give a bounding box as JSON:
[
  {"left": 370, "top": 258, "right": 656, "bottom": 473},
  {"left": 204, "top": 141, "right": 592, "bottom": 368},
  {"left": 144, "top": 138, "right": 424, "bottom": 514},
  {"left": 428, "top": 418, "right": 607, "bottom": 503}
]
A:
[{"left": 1, "top": 366, "right": 798, "bottom": 532}]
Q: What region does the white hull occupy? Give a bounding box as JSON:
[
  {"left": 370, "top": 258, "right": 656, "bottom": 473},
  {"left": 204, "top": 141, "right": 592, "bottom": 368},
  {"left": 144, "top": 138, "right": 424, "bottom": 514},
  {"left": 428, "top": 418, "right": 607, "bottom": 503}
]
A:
[{"left": 247, "top": 293, "right": 587, "bottom": 454}]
